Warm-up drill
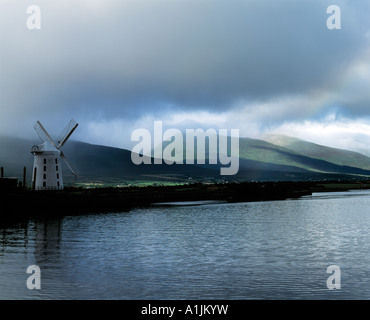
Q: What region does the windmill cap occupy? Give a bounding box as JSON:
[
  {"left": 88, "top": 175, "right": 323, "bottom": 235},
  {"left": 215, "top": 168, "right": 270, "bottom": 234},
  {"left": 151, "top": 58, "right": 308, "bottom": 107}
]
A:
[{"left": 31, "top": 141, "right": 60, "bottom": 155}]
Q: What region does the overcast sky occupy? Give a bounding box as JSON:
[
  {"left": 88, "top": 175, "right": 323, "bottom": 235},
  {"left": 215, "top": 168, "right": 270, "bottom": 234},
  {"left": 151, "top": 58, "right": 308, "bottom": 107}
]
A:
[{"left": 2, "top": 0, "right": 370, "bottom": 154}]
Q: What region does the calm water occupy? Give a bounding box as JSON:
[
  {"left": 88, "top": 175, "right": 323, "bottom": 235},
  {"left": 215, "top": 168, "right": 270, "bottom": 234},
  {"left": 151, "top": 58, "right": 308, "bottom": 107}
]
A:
[{"left": 1, "top": 190, "right": 370, "bottom": 300}]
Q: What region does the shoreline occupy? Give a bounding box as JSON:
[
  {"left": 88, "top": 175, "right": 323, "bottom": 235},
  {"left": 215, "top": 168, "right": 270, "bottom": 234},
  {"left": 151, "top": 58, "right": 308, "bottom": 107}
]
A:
[{"left": 1, "top": 180, "right": 369, "bottom": 225}]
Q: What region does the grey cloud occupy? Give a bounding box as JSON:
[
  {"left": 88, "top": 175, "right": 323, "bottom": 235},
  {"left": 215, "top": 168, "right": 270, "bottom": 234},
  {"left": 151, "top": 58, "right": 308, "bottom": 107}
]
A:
[{"left": 1, "top": 0, "right": 370, "bottom": 138}]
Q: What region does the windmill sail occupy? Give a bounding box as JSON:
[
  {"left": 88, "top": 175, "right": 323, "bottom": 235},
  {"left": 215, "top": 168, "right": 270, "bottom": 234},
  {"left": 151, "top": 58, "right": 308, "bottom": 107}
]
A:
[
  {"left": 34, "top": 121, "right": 55, "bottom": 146},
  {"left": 56, "top": 119, "right": 79, "bottom": 149},
  {"left": 60, "top": 151, "right": 78, "bottom": 177}
]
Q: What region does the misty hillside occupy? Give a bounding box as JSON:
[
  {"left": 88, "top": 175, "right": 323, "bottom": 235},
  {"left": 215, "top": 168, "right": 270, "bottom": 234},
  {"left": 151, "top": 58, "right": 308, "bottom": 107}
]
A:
[
  {"left": 238, "top": 137, "right": 370, "bottom": 175},
  {"left": 1, "top": 134, "right": 370, "bottom": 187},
  {"left": 264, "top": 134, "right": 370, "bottom": 170},
  {"left": 0, "top": 136, "right": 222, "bottom": 186}
]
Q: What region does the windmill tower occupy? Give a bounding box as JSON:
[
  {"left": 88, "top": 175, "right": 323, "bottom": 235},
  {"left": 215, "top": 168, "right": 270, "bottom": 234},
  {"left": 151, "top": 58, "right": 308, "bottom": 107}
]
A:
[{"left": 30, "top": 119, "right": 79, "bottom": 190}]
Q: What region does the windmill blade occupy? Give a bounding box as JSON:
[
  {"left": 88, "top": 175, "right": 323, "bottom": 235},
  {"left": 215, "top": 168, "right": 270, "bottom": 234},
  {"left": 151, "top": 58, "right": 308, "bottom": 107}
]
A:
[
  {"left": 60, "top": 151, "right": 78, "bottom": 177},
  {"left": 57, "top": 119, "right": 79, "bottom": 149},
  {"left": 34, "top": 121, "right": 56, "bottom": 146}
]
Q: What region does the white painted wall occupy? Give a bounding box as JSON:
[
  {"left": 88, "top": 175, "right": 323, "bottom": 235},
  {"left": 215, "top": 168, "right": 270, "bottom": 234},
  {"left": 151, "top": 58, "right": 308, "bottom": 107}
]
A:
[{"left": 32, "top": 152, "right": 63, "bottom": 190}]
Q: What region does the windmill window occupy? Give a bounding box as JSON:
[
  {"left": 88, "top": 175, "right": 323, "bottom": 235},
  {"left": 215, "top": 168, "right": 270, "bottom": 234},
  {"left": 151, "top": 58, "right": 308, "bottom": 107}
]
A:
[
  {"left": 43, "top": 182, "right": 46, "bottom": 187},
  {"left": 56, "top": 165, "right": 59, "bottom": 171},
  {"left": 57, "top": 173, "right": 59, "bottom": 179},
  {"left": 55, "top": 158, "right": 58, "bottom": 164},
  {"left": 57, "top": 181, "right": 60, "bottom": 187},
  {"left": 43, "top": 174, "right": 46, "bottom": 180},
  {"left": 44, "top": 159, "right": 47, "bottom": 164},
  {"left": 44, "top": 166, "right": 46, "bottom": 171}
]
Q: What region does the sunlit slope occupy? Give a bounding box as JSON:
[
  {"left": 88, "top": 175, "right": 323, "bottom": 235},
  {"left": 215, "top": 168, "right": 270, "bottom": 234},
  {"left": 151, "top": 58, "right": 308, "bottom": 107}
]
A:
[
  {"left": 239, "top": 137, "right": 370, "bottom": 175},
  {"left": 264, "top": 134, "right": 370, "bottom": 170}
]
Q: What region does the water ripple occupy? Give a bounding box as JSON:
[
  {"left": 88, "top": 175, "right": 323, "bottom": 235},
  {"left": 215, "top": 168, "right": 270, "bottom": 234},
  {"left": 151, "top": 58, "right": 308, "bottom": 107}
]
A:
[{"left": 1, "top": 191, "right": 370, "bottom": 299}]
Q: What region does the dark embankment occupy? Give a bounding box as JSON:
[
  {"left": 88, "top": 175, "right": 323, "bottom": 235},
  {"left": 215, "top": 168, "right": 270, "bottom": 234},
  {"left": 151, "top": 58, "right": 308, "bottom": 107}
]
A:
[{"left": 1, "top": 180, "right": 369, "bottom": 225}]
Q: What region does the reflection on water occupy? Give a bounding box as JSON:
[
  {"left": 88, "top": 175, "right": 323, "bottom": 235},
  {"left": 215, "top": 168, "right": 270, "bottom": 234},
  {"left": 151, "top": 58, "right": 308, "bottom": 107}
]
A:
[
  {"left": 152, "top": 200, "right": 227, "bottom": 206},
  {"left": 1, "top": 190, "right": 370, "bottom": 299},
  {"left": 0, "top": 219, "right": 63, "bottom": 299}
]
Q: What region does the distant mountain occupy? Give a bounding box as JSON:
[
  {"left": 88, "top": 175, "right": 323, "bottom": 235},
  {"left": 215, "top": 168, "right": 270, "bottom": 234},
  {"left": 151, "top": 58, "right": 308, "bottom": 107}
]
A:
[
  {"left": 263, "top": 134, "right": 370, "bottom": 170},
  {"left": 1, "top": 134, "right": 370, "bottom": 187},
  {"left": 238, "top": 137, "right": 370, "bottom": 175},
  {"left": 0, "top": 136, "right": 222, "bottom": 186}
]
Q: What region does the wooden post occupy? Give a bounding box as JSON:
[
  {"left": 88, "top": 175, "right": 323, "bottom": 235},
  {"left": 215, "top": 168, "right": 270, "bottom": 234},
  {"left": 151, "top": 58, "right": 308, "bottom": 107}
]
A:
[
  {"left": 23, "top": 166, "right": 27, "bottom": 188},
  {"left": 32, "top": 167, "right": 37, "bottom": 191}
]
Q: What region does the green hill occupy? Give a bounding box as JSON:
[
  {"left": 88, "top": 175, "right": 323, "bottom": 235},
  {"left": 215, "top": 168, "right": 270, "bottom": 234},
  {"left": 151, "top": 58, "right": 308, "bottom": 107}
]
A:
[
  {"left": 263, "top": 134, "right": 370, "bottom": 170},
  {"left": 239, "top": 137, "right": 316, "bottom": 171},
  {"left": 238, "top": 137, "right": 370, "bottom": 175},
  {"left": 1, "top": 134, "right": 370, "bottom": 187}
]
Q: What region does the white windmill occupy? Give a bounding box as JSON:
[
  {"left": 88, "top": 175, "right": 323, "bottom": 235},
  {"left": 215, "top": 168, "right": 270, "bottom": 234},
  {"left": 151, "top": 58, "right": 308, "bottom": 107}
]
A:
[{"left": 30, "top": 119, "right": 79, "bottom": 190}]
